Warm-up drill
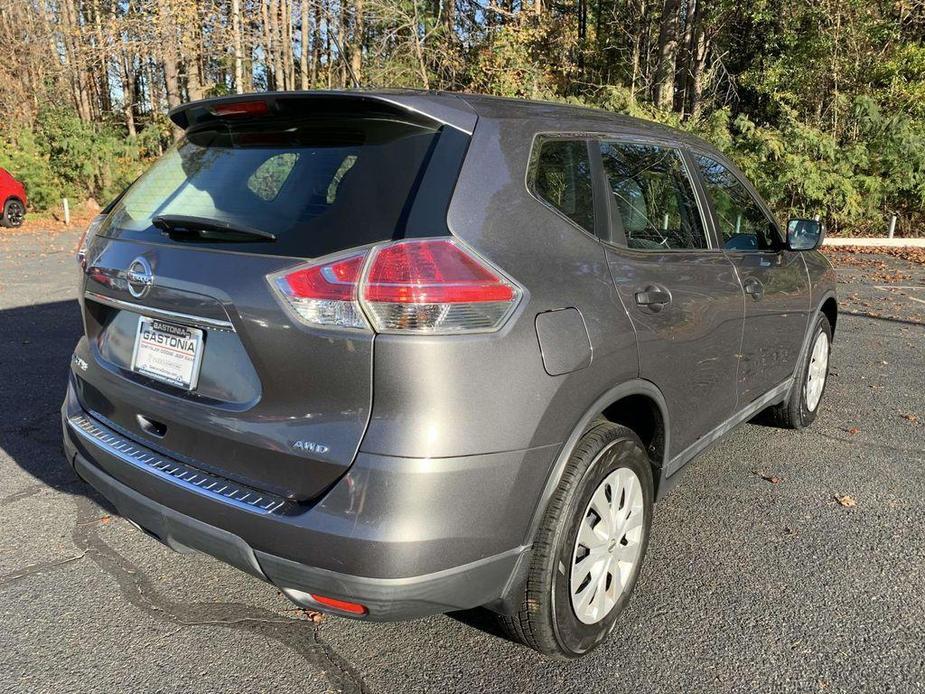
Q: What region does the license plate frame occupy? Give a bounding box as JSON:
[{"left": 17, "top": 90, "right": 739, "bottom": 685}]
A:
[{"left": 130, "top": 316, "right": 205, "bottom": 391}]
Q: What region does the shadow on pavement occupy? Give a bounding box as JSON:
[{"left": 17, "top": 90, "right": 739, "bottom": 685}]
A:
[{"left": 0, "top": 299, "right": 93, "bottom": 495}]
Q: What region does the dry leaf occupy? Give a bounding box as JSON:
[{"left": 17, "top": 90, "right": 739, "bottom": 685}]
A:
[
  {"left": 845, "top": 427, "right": 860, "bottom": 435},
  {"left": 901, "top": 413, "right": 919, "bottom": 424},
  {"left": 302, "top": 609, "right": 324, "bottom": 624},
  {"left": 835, "top": 494, "right": 857, "bottom": 508},
  {"left": 99, "top": 515, "right": 111, "bottom": 525},
  {"left": 754, "top": 471, "right": 783, "bottom": 484}
]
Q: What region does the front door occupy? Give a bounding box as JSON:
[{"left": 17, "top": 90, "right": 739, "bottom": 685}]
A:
[
  {"left": 597, "top": 140, "right": 744, "bottom": 459},
  {"left": 691, "top": 153, "right": 810, "bottom": 405}
]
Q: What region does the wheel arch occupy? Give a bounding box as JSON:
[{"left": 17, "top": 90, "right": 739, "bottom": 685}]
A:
[
  {"left": 524, "top": 379, "right": 670, "bottom": 546},
  {"left": 820, "top": 295, "right": 838, "bottom": 338}
]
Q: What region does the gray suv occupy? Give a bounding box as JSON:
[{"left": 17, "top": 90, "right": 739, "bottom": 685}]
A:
[{"left": 62, "top": 91, "right": 837, "bottom": 658}]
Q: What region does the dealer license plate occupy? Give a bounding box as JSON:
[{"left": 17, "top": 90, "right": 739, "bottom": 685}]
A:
[{"left": 130, "top": 316, "right": 204, "bottom": 390}]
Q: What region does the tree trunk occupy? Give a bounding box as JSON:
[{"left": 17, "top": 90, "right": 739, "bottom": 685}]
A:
[
  {"left": 653, "top": 0, "right": 680, "bottom": 109},
  {"left": 283, "top": 0, "right": 296, "bottom": 90},
  {"left": 312, "top": 0, "right": 322, "bottom": 87},
  {"left": 61, "top": 0, "right": 93, "bottom": 121},
  {"left": 686, "top": 0, "right": 709, "bottom": 118},
  {"left": 300, "top": 0, "right": 310, "bottom": 89},
  {"left": 269, "top": 0, "right": 284, "bottom": 89},
  {"left": 156, "top": 0, "right": 182, "bottom": 112},
  {"left": 185, "top": 1, "right": 205, "bottom": 102},
  {"left": 338, "top": 0, "right": 347, "bottom": 87},
  {"left": 91, "top": 0, "right": 111, "bottom": 114},
  {"left": 324, "top": 0, "right": 332, "bottom": 88},
  {"left": 675, "top": 0, "right": 696, "bottom": 112},
  {"left": 351, "top": 0, "right": 364, "bottom": 85},
  {"left": 119, "top": 52, "right": 137, "bottom": 136},
  {"left": 260, "top": 0, "right": 275, "bottom": 89},
  {"left": 232, "top": 0, "right": 245, "bottom": 93}
]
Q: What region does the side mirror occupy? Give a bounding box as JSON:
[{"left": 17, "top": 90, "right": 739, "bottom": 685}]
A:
[{"left": 787, "top": 218, "right": 825, "bottom": 251}]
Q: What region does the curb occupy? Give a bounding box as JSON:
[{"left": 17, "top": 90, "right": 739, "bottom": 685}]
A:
[{"left": 824, "top": 238, "right": 925, "bottom": 248}]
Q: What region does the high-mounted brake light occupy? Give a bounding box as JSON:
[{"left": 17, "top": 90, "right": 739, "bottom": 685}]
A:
[
  {"left": 269, "top": 239, "right": 522, "bottom": 333},
  {"left": 361, "top": 239, "right": 521, "bottom": 334},
  {"left": 271, "top": 251, "right": 368, "bottom": 329},
  {"left": 209, "top": 100, "right": 270, "bottom": 118}
]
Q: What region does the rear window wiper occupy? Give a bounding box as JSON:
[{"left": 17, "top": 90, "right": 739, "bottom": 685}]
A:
[{"left": 152, "top": 215, "right": 277, "bottom": 242}]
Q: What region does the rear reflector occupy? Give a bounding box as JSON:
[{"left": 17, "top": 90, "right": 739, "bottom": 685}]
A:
[
  {"left": 310, "top": 594, "right": 368, "bottom": 615},
  {"left": 361, "top": 239, "right": 521, "bottom": 334},
  {"left": 209, "top": 100, "right": 270, "bottom": 118},
  {"left": 269, "top": 238, "right": 522, "bottom": 333}
]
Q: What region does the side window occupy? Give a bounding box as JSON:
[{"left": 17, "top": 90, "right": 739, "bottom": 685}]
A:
[
  {"left": 247, "top": 152, "right": 299, "bottom": 201},
  {"left": 694, "top": 155, "right": 780, "bottom": 251},
  {"left": 531, "top": 139, "right": 595, "bottom": 233},
  {"left": 599, "top": 142, "right": 707, "bottom": 250}
]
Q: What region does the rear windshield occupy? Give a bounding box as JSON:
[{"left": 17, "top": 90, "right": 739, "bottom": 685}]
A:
[{"left": 100, "top": 112, "right": 469, "bottom": 258}]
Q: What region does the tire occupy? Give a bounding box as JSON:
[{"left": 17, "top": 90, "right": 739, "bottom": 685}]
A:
[
  {"left": 500, "top": 421, "right": 654, "bottom": 659},
  {"left": 765, "top": 312, "right": 832, "bottom": 429},
  {"left": 1, "top": 198, "right": 26, "bottom": 228}
]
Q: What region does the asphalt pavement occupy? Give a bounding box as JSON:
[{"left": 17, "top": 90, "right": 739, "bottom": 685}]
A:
[{"left": 1, "top": 227, "right": 923, "bottom": 693}]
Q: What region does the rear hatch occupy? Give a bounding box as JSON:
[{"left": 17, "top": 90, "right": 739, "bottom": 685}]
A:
[{"left": 75, "top": 94, "right": 471, "bottom": 501}]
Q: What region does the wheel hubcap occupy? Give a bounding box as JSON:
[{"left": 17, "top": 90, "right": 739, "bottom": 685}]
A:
[
  {"left": 804, "top": 330, "right": 829, "bottom": 412},
  {"left": 570, "top": 459, "right": 644, "bottom": 625}
]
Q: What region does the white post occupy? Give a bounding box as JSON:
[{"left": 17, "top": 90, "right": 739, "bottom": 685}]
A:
[
  {"left": 888, "top": 215, "right": 897, "bottom": 239},
  {"left": 62, "top": 198, "right": 70, "bottom": 226}
]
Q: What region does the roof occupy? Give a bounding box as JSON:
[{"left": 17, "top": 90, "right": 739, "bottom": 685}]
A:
[{"left": 168, "top": 89, "right": 720, "bottom": 154}]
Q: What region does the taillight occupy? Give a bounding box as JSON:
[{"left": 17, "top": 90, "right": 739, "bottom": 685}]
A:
[
  {"left": 271, "top": 251, "right": 368, "bottom": 329},
  {"left": 76, "top": 214, "right": 107, "bottom": 270},
  {"left": 270, "top": 239, "right": 522, "bottom": 334},
  {"left": 361, "top": 239, "right": 521, "bottom": 334}
]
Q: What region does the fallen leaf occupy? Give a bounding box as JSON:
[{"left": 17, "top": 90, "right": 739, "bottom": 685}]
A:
[
  {"left": 301, "top": 609, "right": 324, "bottom": 624},
  {"left": 900, "top": 413, "right": 919, "bottom": 424},
  {"left": 754, "top": 471, "right": 783, "bottom": 484},
  {"left": 845, "top": 427, "right": 861, "bottom": 435},
  {"left": 99, "top": 515, "right": 111, "bottom": 525},
  {"left": 835, "top": 494, "right": 857, "bottom": 508}
]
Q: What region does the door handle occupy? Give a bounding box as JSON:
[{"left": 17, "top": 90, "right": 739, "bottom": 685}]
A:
[
  {"left": 743, "top": 278, "right": 764, "bottom": 300},
  {"left": 635, "top": 286, "right": 672, "bottom": 312}
]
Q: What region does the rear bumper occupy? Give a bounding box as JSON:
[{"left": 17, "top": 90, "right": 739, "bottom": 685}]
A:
[{"left": 62, "top": 378, "right": 550, "bottom": 620}]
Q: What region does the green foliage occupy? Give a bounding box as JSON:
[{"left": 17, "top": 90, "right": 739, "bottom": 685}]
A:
[
  {"left": 0, "top": 129, "right": 60, "bottom": 210},
  {"left": 0, "top": 109, "right": 155, "bottom": 212}
]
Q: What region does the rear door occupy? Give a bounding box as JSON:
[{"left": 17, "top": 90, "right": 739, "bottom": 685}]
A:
[
  {"left": 75, "top": 96, "right": 469, "bottom": 501},
  {"left": 689, "top": 152, "right": 809, "bottom": 404},
  {"left": 596, "top": 140, "right": 744, "bottom": 459}
]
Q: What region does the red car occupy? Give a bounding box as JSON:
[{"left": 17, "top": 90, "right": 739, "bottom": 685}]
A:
[{"left": 0, "top": 167, "right": 27, "bottom": 227}]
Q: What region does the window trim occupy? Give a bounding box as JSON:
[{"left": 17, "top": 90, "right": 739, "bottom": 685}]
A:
[
  {"left": 685, "top": 146, "right": 785, "bottom": 253},
  {"left": 525, "top": 133, "right": 602, "bottom": 241},
  {"left": 593, "top": 137, "right": 714, "bottom": 253}
]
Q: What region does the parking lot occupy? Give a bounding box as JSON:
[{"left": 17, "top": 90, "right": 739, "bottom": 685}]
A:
[{"left": 1, "top": 227, "right": 923, "bottom": 693}]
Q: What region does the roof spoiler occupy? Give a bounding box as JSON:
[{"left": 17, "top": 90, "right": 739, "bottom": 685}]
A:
[{"left": 168, "top": 91, "right": 478, "bottom": 135}]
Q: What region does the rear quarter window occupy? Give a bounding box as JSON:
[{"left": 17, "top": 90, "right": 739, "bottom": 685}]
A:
[{"left": 530, "top": 138, "right": 595, "bottom": 233}]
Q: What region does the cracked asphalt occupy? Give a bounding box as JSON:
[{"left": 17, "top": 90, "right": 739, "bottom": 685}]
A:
[{"left": 1, "top": 228, "right": 923, "bottom": 693}]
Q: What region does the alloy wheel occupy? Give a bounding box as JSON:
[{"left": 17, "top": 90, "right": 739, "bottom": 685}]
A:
[{"left": 6, "top": 200, "right": 25, "bottom": 227}]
